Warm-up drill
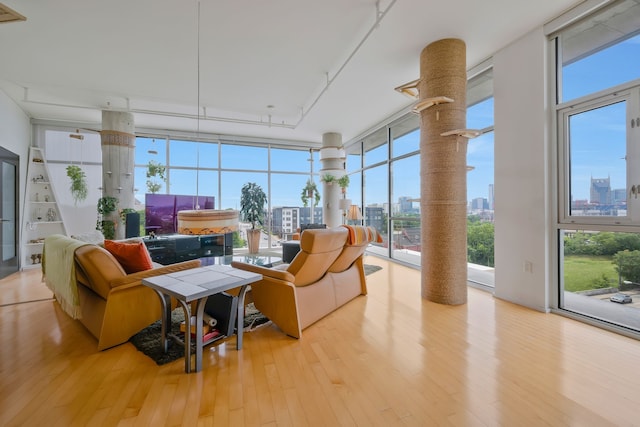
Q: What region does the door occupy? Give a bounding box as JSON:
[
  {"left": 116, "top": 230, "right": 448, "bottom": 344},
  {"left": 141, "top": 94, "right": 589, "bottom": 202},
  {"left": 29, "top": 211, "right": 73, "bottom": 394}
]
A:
[{"left": 0, "top": 146, "right": 19, "bottom": 279}]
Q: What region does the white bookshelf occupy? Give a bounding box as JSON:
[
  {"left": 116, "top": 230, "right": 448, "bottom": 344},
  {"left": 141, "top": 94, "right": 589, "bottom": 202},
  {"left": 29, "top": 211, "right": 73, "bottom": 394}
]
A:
[{"left": 21, "top": 147, "right": 67, "bottom": 269}]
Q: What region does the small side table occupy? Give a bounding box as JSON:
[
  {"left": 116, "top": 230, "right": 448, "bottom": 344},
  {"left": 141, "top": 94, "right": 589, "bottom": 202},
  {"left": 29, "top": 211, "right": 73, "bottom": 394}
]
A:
[{"left": 142, "top": 265, "right": 262, "bottom": 373}]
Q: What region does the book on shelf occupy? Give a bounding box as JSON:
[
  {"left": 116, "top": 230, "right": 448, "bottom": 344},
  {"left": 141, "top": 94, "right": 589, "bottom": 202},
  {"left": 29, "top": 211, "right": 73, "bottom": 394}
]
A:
[
  {"left": 202, "top": 329, "right": 222, "bottom": 342},
  {"left": 180, "top": 316, "right": 211, "bottom": 335}
]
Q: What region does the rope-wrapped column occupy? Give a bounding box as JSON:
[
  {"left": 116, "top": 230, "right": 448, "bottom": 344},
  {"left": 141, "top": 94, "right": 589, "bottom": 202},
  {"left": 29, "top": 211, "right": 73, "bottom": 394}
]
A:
[
  {"left": 101, "top": 111, "right": 135, "bottom": 240},
  {"left": 419, "top": 38, "right": 468, "bottom": 305}
]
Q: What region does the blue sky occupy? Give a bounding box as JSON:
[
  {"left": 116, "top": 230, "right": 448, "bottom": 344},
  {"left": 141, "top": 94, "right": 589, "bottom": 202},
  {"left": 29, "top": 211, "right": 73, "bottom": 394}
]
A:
[
  {"left": 134, "top": 32, "right": 640, "bottom": 210},
  {"left": 562, "top": 33, "right": 640, "bottom": 201}
]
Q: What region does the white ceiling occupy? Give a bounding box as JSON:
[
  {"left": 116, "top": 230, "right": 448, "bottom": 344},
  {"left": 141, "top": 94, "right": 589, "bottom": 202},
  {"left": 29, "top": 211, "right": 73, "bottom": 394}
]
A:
[{"left": 0, "top": 0, "right": 581, "bottom": 146}]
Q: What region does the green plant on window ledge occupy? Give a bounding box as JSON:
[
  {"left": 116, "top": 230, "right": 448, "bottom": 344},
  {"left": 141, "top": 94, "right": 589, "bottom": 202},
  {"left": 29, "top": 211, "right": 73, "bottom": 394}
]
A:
[{"left": 66, "top": 165, "right": 88, "bottom": 205}]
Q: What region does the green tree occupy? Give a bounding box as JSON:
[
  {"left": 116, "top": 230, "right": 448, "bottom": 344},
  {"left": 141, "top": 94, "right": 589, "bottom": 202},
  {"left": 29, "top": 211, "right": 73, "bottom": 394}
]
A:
[
  {"left": 563, "top": 231, "right": 595, "bottom": 255},
  {"left": 613, "top": 250, "right": 640, "bottom": 284},
  {"left": 467, "top": 220, "right": 494, "bottom": 267},
  {"left": 564, "top": 231, "right": 640, "bottom": 256},
  {"left": 232, "top": 231, "right": 245, "bottom": 248}
]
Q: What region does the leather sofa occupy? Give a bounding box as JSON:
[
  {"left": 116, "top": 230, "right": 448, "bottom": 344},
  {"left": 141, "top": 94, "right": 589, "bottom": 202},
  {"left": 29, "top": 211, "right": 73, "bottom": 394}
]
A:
[
  {"left": 231, "top": 225, "right": 379, "bottom": 338},
  {"left": 43, "top": 235, "right": 200, "bottom": 350}
]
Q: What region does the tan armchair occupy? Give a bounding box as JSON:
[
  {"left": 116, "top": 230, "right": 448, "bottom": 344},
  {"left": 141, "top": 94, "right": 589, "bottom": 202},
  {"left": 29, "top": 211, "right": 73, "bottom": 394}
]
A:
[{"left": 231, "top": 226, "right": 373, "bottom": 338}]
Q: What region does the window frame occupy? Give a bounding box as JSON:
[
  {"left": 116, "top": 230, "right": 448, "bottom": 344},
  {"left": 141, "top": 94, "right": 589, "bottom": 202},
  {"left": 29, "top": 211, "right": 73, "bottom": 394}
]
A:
[{"left": 557, "top": 88, "right": 636, "bottom": 226}]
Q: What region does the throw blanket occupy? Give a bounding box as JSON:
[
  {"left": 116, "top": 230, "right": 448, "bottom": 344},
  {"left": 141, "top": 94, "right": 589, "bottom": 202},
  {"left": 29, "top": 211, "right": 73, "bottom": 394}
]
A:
[
  {"left": 42, "top": 235, "right": 89, "bottom": 319},
  {"left": 340, "top": 225, "right": 383, "bottom": 245}
]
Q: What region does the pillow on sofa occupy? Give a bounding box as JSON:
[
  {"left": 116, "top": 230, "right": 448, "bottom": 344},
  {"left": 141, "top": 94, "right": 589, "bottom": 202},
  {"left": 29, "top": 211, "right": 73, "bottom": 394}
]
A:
[{"left": 103, "top": 239, "right": 153, "bottom": 274}]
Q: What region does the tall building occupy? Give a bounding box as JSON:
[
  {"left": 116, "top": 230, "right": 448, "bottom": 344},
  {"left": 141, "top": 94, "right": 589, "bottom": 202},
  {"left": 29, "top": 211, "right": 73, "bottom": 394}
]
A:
[
  {"left": 471, "top": 197, "right": 488, "bottom": 210},
  {"left": 590, "top": 177, "right": 611, "bottom": 205},
  {"left": 613, "top": 188, "right": 626, "bottom": 205},
  {"left": 364, "top": 206, "right": 385, "bottom": 231},
  {"left": 488, "top": 184, "right": 494, "bottom": 210},
  {"left": 398, "top": 196, "right": 419, "bottom": 214},
  {"left": 271, "top": 207, "right": 300, "bottom": 237}
]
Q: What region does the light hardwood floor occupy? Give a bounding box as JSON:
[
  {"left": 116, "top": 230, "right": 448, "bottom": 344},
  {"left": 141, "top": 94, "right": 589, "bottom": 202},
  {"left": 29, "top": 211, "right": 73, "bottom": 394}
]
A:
[{"left": 1, "top": 256, "right": 639, "bottom": 426}]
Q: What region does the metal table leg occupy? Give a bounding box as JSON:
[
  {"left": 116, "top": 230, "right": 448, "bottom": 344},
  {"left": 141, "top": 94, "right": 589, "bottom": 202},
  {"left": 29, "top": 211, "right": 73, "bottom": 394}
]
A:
[
  {"left": 176, "top": 300, "right": 192, "bottom": 373},
  {"left": 235, "top": 284, "right": 248, "bottom": 350},
  {"left": 152, "top": 290, "right": 172, "bottom": 353}
]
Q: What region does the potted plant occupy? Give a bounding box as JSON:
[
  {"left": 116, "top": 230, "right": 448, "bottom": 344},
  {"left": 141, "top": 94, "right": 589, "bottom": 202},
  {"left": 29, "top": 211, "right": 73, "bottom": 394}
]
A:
[
  {"left": 146, "top": 160, "right": 166, "bottom": 194},
  {"left": 338, "top": 175, "right": 350, "bottom": 194},
  {"left": 320, "top": 173, "right": 336, "bottom": 185},
  {"left": 66, "top": 165, "right": 88, "bottom": 205},
  {"left": 240, "top": 182, "right": 267, "bottom": 254}
]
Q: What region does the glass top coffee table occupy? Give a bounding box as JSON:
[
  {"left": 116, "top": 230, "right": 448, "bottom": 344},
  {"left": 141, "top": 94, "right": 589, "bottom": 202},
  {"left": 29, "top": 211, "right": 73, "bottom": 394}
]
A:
[{"left": 200, "top": 254, "right": 282, "bottom": 268}]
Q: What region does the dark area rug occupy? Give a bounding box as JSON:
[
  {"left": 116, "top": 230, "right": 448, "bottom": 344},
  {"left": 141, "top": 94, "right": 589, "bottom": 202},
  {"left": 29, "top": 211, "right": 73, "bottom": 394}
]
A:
[
  {"left": 131, "top": 264, "right": 382, "bottom": 365},
  {"left": 130, "top": 303, "right": 268, "bottom": 365},
  {"left": 364, "top": 264, "right": 382, "bottom": 276}
]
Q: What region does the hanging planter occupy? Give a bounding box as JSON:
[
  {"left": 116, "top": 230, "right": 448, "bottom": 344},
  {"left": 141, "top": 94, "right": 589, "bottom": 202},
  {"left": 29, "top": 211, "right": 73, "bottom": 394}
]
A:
[
  {"left": 66, "top": 165, "right": 88, "bottom": 205},
  {"left": 146, "top": 160, "right": 166, "bottom": 194},
  {"left": 301, "top": 179, "right": 320, "bottom": 207}
]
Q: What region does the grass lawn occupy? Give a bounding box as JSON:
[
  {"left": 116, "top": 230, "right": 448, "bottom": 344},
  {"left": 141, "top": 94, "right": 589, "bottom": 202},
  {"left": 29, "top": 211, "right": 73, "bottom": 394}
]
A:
[{"left": 563, "top": 255, "right": 618, "bottom": 292}]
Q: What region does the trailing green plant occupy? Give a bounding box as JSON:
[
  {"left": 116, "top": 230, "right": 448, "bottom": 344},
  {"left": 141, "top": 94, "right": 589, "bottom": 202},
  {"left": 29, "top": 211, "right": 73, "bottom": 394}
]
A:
[
  {"left": 99, "top": 220, "right": 116, "bottom": 240},
  {"left": 97, "top": 196, "right": 118, "bottom": 215},
  {"left": 66, "top": 165, "right": 88, "bottom": 205},
  {"left": 119, "top": 207, "right": 136, "bottom": 223},
  {"left": 240, "top": 182, "right": 267, "bottom": 230},
  {"left": 301, "top": 179, "right": 320, "bottom": 207},
  {"left": 96, "top": 196, "right": 118, "bottom": 239},
  {"left": 146, "top": 160, "right": 166, "bottom": 194}
]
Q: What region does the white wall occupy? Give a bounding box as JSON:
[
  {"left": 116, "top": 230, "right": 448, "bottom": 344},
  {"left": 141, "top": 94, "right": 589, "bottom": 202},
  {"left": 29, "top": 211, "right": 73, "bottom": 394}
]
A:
[
  {"left": 0, "top": 90, "right": 31, "bottom": 248},
  {"left": 493, "top": 27, "right": 550, "bottom": 312},
  {"left": 40, "top": 127, "right": 104, "bottom": 237}
]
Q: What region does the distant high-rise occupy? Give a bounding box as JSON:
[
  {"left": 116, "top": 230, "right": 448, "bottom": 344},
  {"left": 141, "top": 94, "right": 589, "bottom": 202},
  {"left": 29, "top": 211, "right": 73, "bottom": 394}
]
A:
[
  {"left": 488, "top": 184, "right": 494, "bottom": 210},
  {"left": 590, "top": 177, "right": 611, "bottom": 205},
  {"left": 471, "top": 197, "right": 488, "bottom": 210},
  {"left": 613, "top": 188, "right": 626, "bottom": 204},
  {"left": 398, "top": 196, "right": 418, "bottom": 214}
]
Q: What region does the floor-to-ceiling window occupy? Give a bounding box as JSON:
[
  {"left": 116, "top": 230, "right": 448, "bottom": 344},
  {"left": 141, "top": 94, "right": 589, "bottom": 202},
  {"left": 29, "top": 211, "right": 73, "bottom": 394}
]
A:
[
  {"left": 466, "top": 69, "right": 495, "bottom": 286},
  {"left": 133, "top": 136, "right": 321, "bottom": 251},
  {"left": 346, "top": 67, "right": 495, "bottom": 287},
  {"left": 553, "top": 0, "right": 640, "bottom": 334},
  {"left": 389, "top": 114, "right": 420, "bottom": 263}
]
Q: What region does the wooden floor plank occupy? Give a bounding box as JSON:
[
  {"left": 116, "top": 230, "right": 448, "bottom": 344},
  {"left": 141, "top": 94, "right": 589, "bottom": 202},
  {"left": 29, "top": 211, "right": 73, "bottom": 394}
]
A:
[{"left": 1, "top": 256, "right": 640, "bottom": 426}]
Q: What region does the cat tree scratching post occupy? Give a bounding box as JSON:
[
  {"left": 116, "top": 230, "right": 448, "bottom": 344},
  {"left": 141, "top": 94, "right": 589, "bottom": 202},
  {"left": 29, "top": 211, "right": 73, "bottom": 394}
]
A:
[{"left": 419, "top": 38, "right": 468, "bottom": 305}]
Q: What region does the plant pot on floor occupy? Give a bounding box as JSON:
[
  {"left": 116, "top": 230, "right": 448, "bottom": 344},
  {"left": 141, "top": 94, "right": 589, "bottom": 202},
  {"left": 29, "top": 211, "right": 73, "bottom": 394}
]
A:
[{"left": 247, "top": 229, "right": 261, "bottom": 254}]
